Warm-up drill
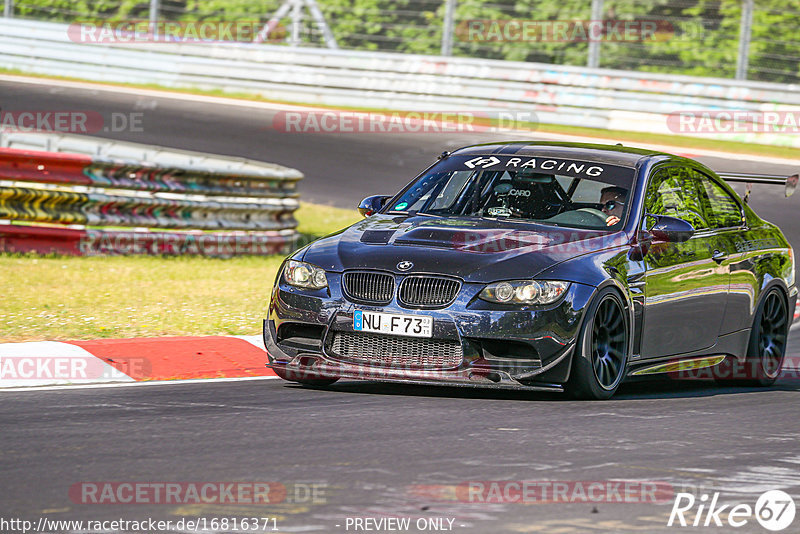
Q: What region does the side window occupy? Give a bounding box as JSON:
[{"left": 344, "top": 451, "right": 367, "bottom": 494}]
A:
[
  {"left": 644, "top": 167, "right": 708, "bottom": 231},
  {"left": 695, "top": 172, "right": 744, "bottom": 229}
]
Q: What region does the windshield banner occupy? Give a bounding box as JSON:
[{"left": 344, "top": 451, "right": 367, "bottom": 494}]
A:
[{"left": 433, "top": 154, "right": 636, "bottom": 186}]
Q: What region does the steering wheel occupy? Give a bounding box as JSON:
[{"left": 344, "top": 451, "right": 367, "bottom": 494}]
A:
[{"left": 576, "top": 207, "right": 609, "bottom": 223}]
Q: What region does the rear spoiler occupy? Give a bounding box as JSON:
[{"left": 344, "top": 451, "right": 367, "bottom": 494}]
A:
[{"left": 717, "top": 172, "right": 798, "bottom": 203}]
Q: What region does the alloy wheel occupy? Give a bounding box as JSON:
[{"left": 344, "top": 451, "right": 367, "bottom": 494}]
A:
[
  {"left": 758, "top": 291, "right": 788, "bottom": 379},
  {"left": 591, "top": 297, "right": 628, "bottom": 389}
]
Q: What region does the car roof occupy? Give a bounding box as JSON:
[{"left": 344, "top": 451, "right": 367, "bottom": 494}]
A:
[{"left": 450, "top": 141, "right": 678, "bottom": 168}]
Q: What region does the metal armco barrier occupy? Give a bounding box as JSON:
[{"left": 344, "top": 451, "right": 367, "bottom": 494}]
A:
[
  {"left": 0, "top": 19, "right": 798, "bottom": 148},
  {"left": 0, "top": 133, "right": 302, "bottom": 257}
]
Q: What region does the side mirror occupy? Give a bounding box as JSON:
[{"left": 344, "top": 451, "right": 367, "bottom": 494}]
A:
[
  {"left": 648, "top": 214, "right": 695, "bottom": 243},
  {"left": 787, "top": 174, "right": 798, "bottom": 198},
  {"left": 358, "top": 195, "right": 391, "bottom": 217}
]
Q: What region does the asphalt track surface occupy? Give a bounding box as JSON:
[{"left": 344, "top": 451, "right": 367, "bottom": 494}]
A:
[{"left": 2, "top": 78, "right": 800, "bottom": 533}]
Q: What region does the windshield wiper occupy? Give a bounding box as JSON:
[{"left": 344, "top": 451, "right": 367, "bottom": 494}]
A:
[{"left": 412, "top": 211, "right": 443, "bottom": 218}]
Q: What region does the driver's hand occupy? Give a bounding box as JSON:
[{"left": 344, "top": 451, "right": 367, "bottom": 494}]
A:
[{"left": 606, "top": 215, "right": 620, "bottom": 226}]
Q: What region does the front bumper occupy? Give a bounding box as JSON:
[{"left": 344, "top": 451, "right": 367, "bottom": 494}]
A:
[{"left": 263, "top": 274, "right": 597, "bottom": 391}]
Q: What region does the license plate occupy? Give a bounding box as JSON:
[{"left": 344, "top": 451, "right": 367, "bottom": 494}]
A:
[{"left": 353, "top": 310, "right": 433, "bottom": 338}]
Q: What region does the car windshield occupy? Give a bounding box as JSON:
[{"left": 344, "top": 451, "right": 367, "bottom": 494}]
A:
[{"left": 387, "top": 154, "right": 637, "bottom": 230}]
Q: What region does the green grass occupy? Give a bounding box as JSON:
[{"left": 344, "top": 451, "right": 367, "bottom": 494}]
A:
[
  {"left": 0, "top": 202, "right": 361, "bottom": 342},
  {"left": 295, "top": 201, "right": 362, "bottom": 244},
  {"left": 4, "top": 68, "right": 800, "bottom": 161}
]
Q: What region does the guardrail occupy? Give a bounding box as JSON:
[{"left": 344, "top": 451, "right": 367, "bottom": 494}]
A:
[
  {"left": 0, "top": 132, "right": 302, "bottom": 257},
  {"left": 0, "top": 19, "right": 798, "bottom": 149}
]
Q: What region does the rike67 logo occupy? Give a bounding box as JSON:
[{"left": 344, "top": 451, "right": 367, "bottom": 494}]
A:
[{"left": 668, "top": 490, "right": 796, "bottom": 531}]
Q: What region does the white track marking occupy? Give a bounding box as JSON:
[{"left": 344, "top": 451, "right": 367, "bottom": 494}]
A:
[
  {"left": 234, "top": 334, "right": 267, "bottom": 351},
  {"left": 2, "top": 374, "right": 279, "bottom": 392}
]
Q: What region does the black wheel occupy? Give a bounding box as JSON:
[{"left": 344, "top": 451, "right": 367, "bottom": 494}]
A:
[
  {"left": 715, "top": 288, "right": 788, "bottom": 387},
  {"left": 273, "top": 366, "right": 339, "bottom": 387},
  {"left": 567, "top": 288, "right": 629, "bottom": 400}
]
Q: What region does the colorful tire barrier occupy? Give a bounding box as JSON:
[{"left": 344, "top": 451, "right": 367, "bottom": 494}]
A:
[
  {"left": 0, "top": 135, "right": 303, "bottom": 257},
  {"left": 0, "top": 224, "right": 295, "bottom": 257},
  {"left": 0, "top": 186, "right": 296, "bottom": 230},
  {"left": 0, "top": 147, "right": 301, "bottom": 198}
]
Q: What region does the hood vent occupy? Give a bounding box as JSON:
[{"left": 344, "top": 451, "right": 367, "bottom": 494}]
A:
[
  {"left": 393, "top": 228, "right": 463, "bottom": 248},
  {"left": 360, "top": 230, "right": 395, "bottom": 244}
]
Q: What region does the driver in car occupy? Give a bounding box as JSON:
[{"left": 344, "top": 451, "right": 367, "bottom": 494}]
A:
[{"left": 600, "top": 186, "right": 627, "bottom": 227}]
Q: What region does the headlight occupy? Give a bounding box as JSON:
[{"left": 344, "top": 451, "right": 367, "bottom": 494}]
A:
[
  {"left": 283, "top": 260, "right": 328, "bottom": 290},
  {"left": 479, "top": 280, "right": 570, "bottom": 305}
]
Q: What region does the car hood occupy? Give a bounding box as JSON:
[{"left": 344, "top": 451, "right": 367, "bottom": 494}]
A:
[{"left": 301, "top": 214, "right": 627, "bottom": 283}]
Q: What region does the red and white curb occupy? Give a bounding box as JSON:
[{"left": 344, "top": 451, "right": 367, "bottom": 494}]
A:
[
  {"left": 3, "top": 314, "right": 798, "bottom": 389},
  {"left": 0, "top": 335, "right": 276, "bottom": 389}
]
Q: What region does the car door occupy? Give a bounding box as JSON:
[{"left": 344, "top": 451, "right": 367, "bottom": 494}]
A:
[
  {"left": 639, "top": 166, "right": 730, "bottom": 359},
  {"left": 693, "top": 171, "right": 747, "bottom": 334}
]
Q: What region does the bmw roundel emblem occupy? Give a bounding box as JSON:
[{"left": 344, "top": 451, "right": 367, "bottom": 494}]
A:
[{"left": 397, "top": 261, "right": 414, "bottom": 271}]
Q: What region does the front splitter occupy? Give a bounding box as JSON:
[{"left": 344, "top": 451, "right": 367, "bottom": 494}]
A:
[{"left": 266, "top": 358, "right": 564, "bottom": 393}]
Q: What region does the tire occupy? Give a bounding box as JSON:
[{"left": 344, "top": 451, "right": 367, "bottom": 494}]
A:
[
  {"left": 273, "top": 366, "right": 339, "bottom": 387},
  {"left": 566, "top": 287, "right": 630, "bottom": 400},
  {"left": 715, "top": 288, "right": 788, "bottom": 387}
]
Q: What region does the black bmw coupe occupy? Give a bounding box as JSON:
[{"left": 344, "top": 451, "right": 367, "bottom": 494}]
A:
[{"left": 264, "top": 142, "right": 796, "bottom": 399}]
